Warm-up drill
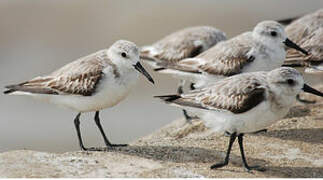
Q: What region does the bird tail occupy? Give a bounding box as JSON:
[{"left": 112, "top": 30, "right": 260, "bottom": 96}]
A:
[
  {"left": 154, "top": 94, "right": 181, "bottom": 102},
  {"left": 3, "top": 88, "right": 16, "bottom": 94},
  {"left": 277, "top": 16, "right": 299, "bottom": 25},
  {"left": 154, "top": 67, "right": 166, "bottom": 71}
]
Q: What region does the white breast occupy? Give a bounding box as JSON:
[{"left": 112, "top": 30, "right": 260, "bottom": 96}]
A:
[
  {"left": 243, "top": 45, "right": 285, "bottom": 73},
  {"left": 199, "top": 98, "right": 292, "bottom": 134},
  {"left": 38, "top": 67, "right": 139, "bottom": 112}
]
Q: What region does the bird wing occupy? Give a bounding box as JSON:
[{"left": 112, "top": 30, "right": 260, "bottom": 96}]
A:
[
  {"left": 158, "top": 72, "right": 267, "bottom": 114},
  {"left": 284, "top": 28, "right": 323, "bottom": 67},
  {"left": 141, "top": 26, "right": 227, "bottom": 63},
  {"left": 156, "top": 32, "right": 254, "bottom": 76},
  {"left": 5, "top": 50, "right": 114, "bottom": 96}
]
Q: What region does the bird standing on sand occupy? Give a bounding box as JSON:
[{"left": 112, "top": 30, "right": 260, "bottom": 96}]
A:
[
  {"left": 4, "top": 40, "right": 154, "bottom": 151},
  {"left": 155, "top": 67, "right": 323, "bottom": 172}
]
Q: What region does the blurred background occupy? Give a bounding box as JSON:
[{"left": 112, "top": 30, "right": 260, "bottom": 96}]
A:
[{"left": 0, "top": 0, "right": 322, "bottom": 152}]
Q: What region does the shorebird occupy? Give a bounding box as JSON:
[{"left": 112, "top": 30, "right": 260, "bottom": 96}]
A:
[
  {"left": 141, "top": 26, "right": 227, "bottom": 120},
  {"left": 282, "top": 9, "right": 323, "bottom": 74},
  {"left": 155, "top": 67, "right": 323, "bottom": 171},
  {"left": 154, "top": 21, "right": 309, "bottom": 89},
  {"left": 4, "top": 40, "right": 154, "bottom": 151}
]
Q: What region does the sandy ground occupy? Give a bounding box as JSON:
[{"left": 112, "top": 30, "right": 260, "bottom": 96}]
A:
[{"left": 0, "top": 85, "right": 322, "bottom": 178}]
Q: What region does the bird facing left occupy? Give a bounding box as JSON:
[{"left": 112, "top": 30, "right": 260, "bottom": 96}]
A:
[{"left": 3, "top": 40, "right": 155, "bottom": 151}]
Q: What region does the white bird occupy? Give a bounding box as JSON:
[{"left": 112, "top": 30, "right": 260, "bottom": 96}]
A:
[
  {"left": 155, "top": 21, "right": 308, "bottom": 89},
  {"left": 141, "top": 26, "right": 227, "bottom": 120},
  {"left": 155, "top": 67, "right": 323, "bottom": 172},
  {"left": 4, "top": 40, "right": 154, "bottom": 151},
  {"left": 283, "top": 9, "right": 323, "bottom": 74}
]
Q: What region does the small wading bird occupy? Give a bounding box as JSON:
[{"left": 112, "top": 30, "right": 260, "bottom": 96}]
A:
[
  {"left": 155, "top": 67, "right": 323, "bottom": 172},
  {"left": 282, "top": 9, "right": 323, "bottom": 74},
  {"left": 4, "top": 40, "right": 154, "bottom": 151},
  {"left": 140, "top": 26, "right": 227, "bottom": 121},
  {"left": 154, "top": 21, "right": 308, "bottom": 90}
]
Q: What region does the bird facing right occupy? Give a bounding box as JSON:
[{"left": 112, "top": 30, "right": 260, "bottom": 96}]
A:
[
  {"left": 155, "top": 67, "right": 323, "bottom": 172},
  {"left": 4, "top": 40, "right": 155, "bottom": 151}
]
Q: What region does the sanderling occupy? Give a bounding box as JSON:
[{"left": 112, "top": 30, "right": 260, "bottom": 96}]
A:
[
  {"left": 141, "top": 26, "right": 227, "bottom": 120},
  {"left": 4, "top": 40, "right": 154, "bottom": 151},
  {"left": 141, "top": 26, "right": 227, "bottom": 68},
  {"left": 283, "top": 9, "right": 323, "bottom": 74},
  {"left": 155, "top": 67, "right": 323, "bottom": 171},
  {"left": 155, "top": 21, "right": 308, "bottom": 89}
]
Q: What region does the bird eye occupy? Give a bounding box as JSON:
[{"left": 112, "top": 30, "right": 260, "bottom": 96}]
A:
[
  {"left": 270, "top": 31, "right": 277, "bottom": 37},
  {"left": 121, "top": 52, "right": 127, "bottom": 58},
  {"left": 287, "top": 79, "right": 294, "bottom": 85}
]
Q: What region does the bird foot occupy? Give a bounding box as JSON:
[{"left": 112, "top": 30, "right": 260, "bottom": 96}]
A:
[
  {"left": 81, "top": 147, "right": 106, "bottom": 151},
  {"left": 244, "top": 165, "right": 266, "bottom": 173},
  {"left": 210, "top": 162, "right": 228, "bottom": 169},
  {"left": 108, "top": 143, "right": 128, "bottom": 147}
]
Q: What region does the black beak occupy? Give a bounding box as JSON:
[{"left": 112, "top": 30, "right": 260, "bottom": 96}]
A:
[
  {"left": 283, "top": 38, "right": 308, "bottom": 55},
  {"left": 302, "top": 84, "right": 323, "bottom": 97},
  {"left": 134, "top": 62, "right": 154, "bottom": 84}
]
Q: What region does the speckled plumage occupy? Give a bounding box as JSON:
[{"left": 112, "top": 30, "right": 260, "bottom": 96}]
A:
[
  {"left": 140, "top": 26, "right": 227, "bottom": 65},
  {"left": 4, "top": 40, "right": 148, "bottom": 112},
  {"left": 6, "top": 50, "right": 111, "bottom": 96},
  {"left": 156, "top": 67, "right": 305, "bottom": 134},
  {"left": 156, "top": 21, "right": 293, "bottom": 88},
  {"left": 4, "top": 40, "right": 154, "bottom": 151},
  {"left": 284, "top": 9, "right": 323, "bottom": 71}
]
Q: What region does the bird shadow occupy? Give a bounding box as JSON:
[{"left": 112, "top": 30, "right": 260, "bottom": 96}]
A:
[
  {"left": 284, "top": 105, "right": 311, "bottom": 118},
  {"left": 253, "top": 128, "right": 323, "bottom": 144},
  {"left": 263, "top": 166, "right": 323, "bottom": 178},
  {"left": 88, "top": 145, "right": 266, "bottom": 167},
  {"left": 81, "top": 145, "right": 323, "bottom": 177}
]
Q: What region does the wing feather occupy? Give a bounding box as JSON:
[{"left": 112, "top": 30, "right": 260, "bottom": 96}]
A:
[
  {"left": 141, "top": 26, "right": 227, "bottom": 63},
  {"left": 161, "top": 72, "right": 267, "bottom": 114},
  {"left": 284, "top": 28, "right": 323, "bottom": 66},
  {"left": 4, "top": 50, "right": 114, "bottom": 96},
  {"left": 156, "top": 32, "right": 254, "bottom": 76}
]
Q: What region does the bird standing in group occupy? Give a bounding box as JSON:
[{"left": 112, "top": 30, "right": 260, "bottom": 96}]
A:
[
  {"left": 155, "top": 67, "right": 323, "bottom": 172},
  {"left": 282, "top": 8, "right": 323, "bottom": 74},
  {"left": 140, "top": 26, "right": 227, "bottom": 121},
  {"left": 155, "top": 21, "right": 308, "bottom": 89},
  {"left": 4, "top": 40, "right": 154, "bottom": 151}
]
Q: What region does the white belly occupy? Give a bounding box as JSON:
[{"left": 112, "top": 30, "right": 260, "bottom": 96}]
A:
[
  {"left": 199, "top": 100, "right": 290, "bottom": 134},
  {"left": 31, "top": 71, "right": 139, "bottom": 112},
  {"left": 243, "top": 49, "right": 285, "bottom": 73}
]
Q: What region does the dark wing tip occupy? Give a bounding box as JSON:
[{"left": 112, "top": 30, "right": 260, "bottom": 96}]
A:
[
  {"left": 277, "top": 16, "right": 299, "bottom": 25},
  {"left": 3, "top": 89, "right": 15, "bottom": 94},
  {"left": 3, "top": 84, "right": 17, "bottom": 94},
  {"left": 154, "top": 94, "right": 181, "bottom": 102},
  {"left": 154, "top": 67, "right": 166, "bottom": 71}
]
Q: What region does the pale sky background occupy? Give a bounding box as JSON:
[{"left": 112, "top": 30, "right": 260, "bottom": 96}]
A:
[{"left": 0, "top": 0, "right": 322, "bottom": 152}]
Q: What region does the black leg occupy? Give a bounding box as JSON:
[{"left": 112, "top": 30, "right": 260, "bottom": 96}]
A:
[
  {"left": 190, "top": 83, "right": 195, "bottom": 90},
  {"left": 74, "top": 113, "right": 89, "bottom": 151},
  {"left": 177, "top": 81, "right": 193, "bottom": 122},
  {"left": 238, "top": 134, "right": 265, "bottom": 172},
  {"left": 211, "top": 132, "right": 237, "bottom": 169},
  {"left": 177, "top": 84, "right": 184, "bottom": 94},
  {"left": 182, "top": 109, "right": 193, "bottom": 122},
  {"left": 94, "top": 111, "right": 127, "bottom": 148}
]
